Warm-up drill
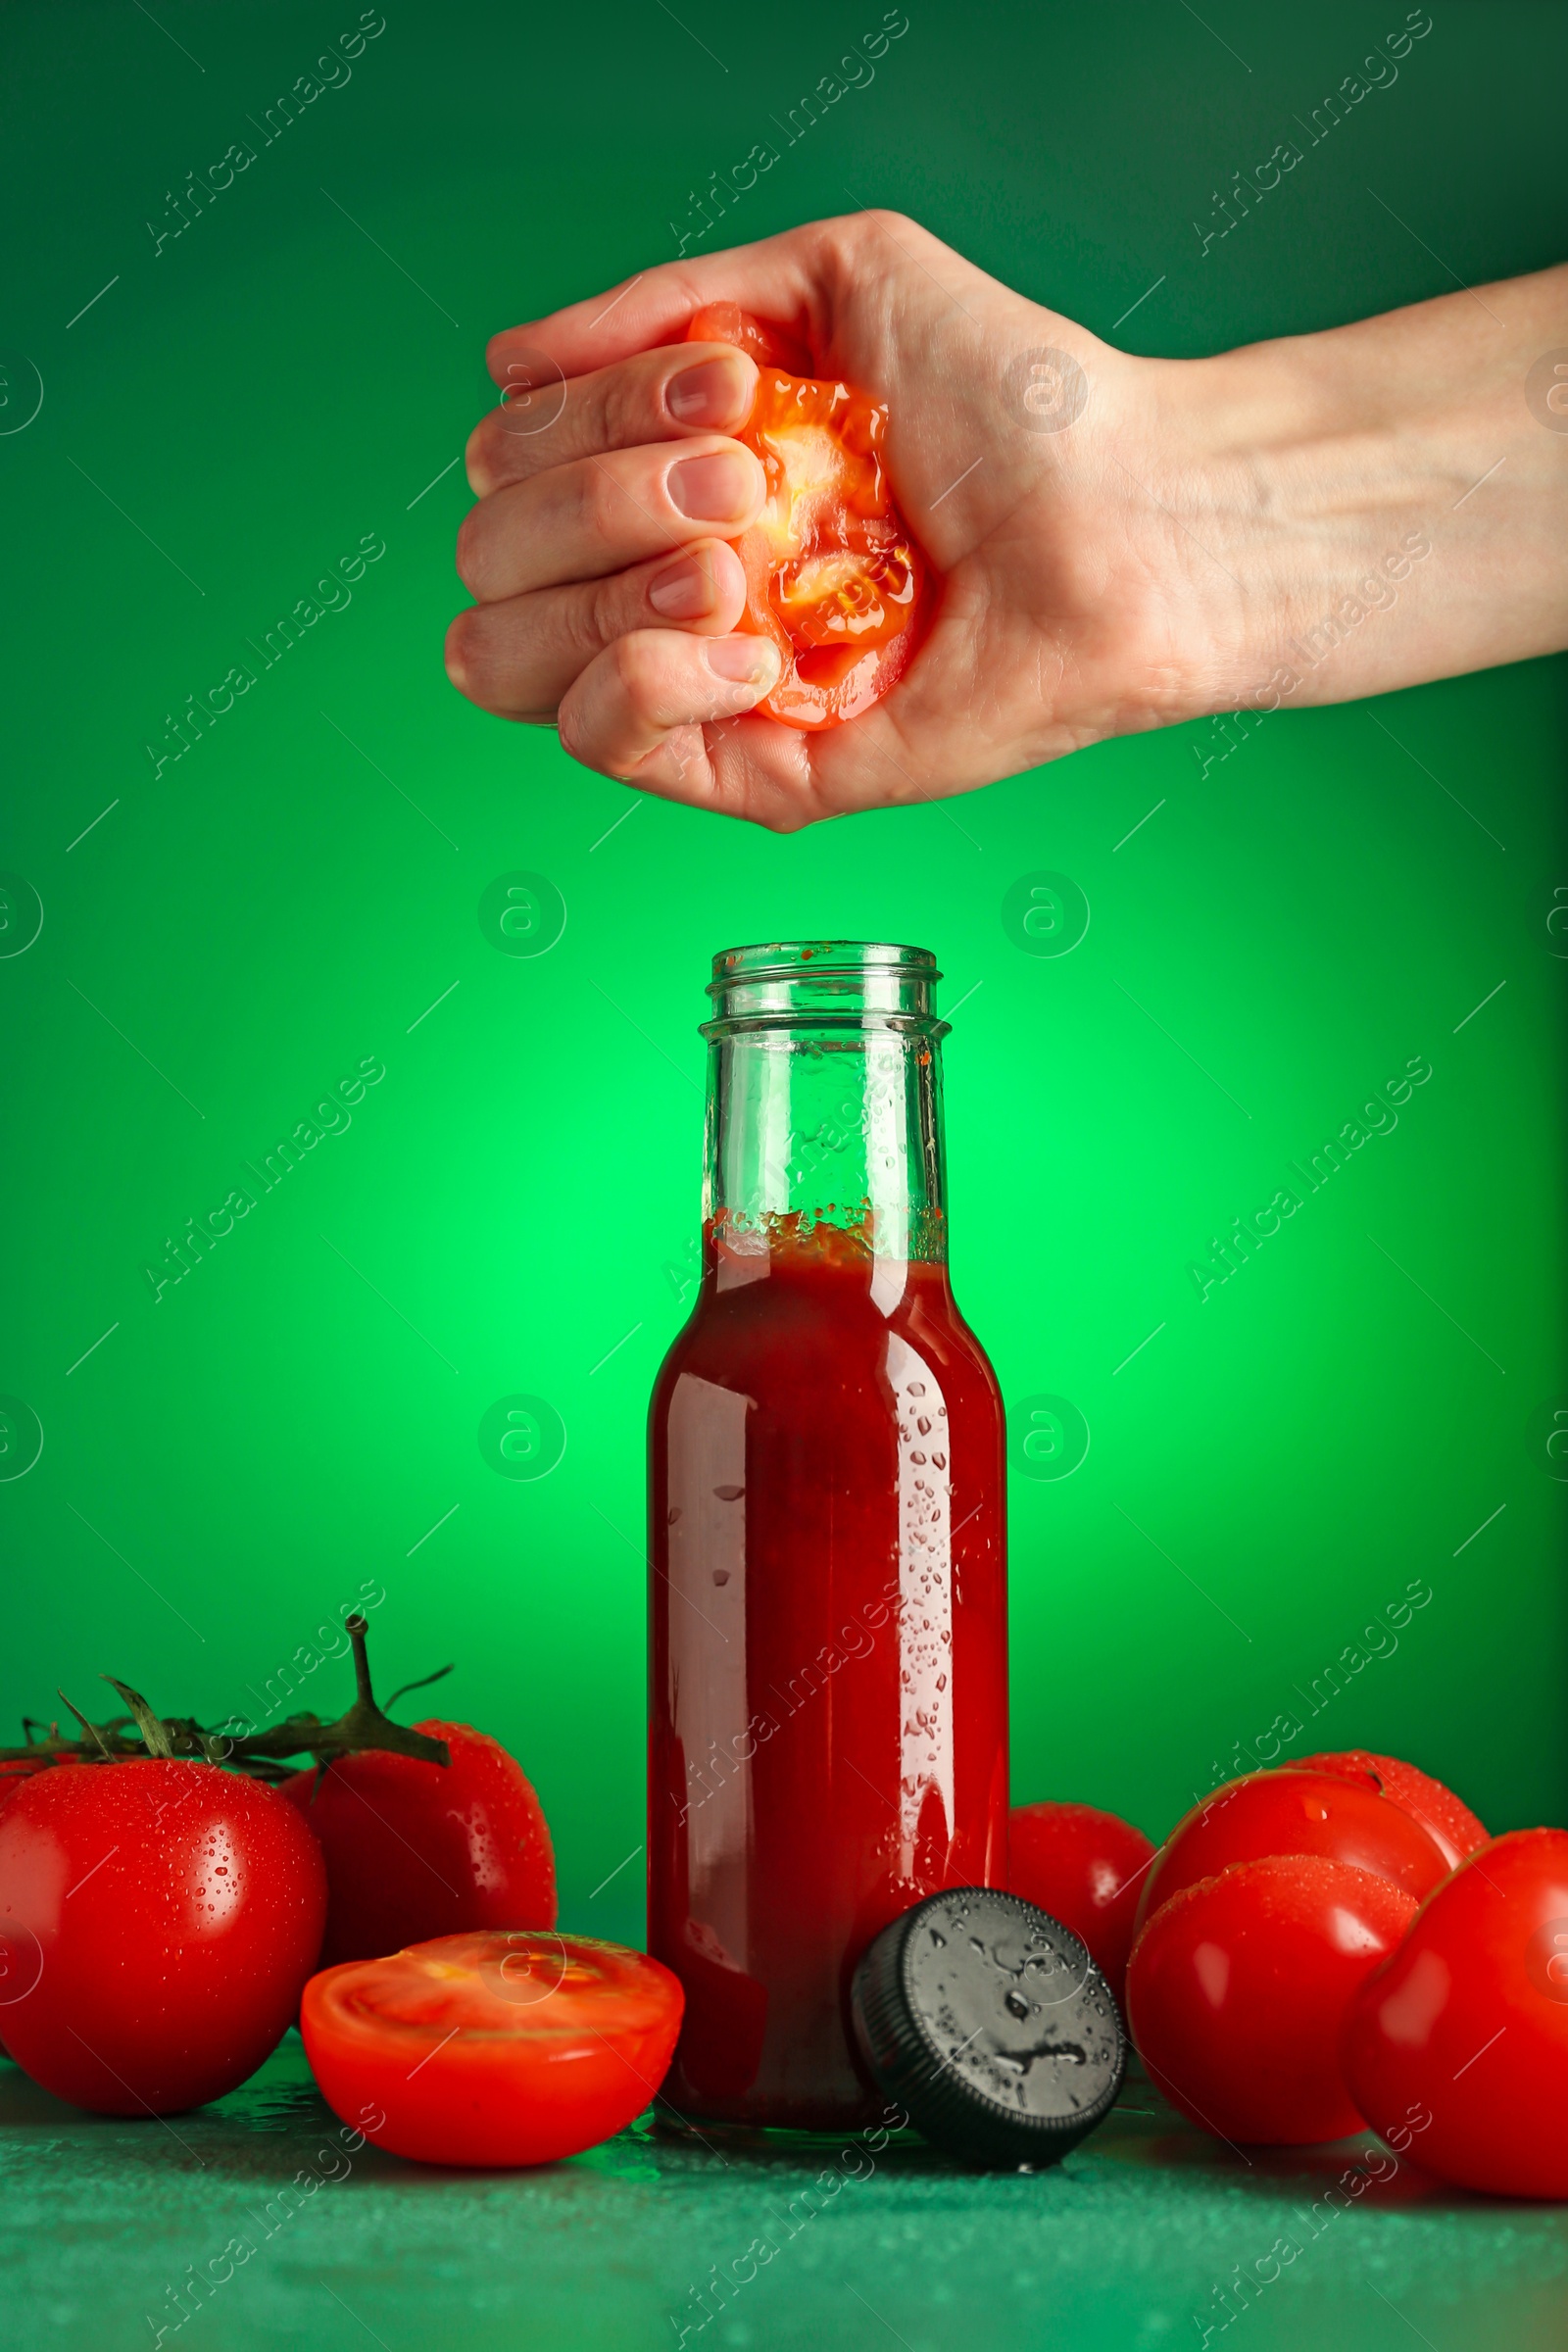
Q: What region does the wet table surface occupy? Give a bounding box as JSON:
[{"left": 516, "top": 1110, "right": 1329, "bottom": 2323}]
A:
[{"left": 4, "top": 2038, "right": 1566, "bottom": 2351}]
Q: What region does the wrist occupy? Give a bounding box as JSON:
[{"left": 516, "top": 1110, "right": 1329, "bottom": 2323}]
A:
[{"left": 1152, "top": 339, "right": 1442, "bottom": 721}]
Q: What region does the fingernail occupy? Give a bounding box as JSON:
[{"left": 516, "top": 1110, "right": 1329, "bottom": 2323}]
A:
[
  {"left": 648, "top": 553, "right": 714, "bottom": 620},
  {"left": 669, "top": 450, "right": 760, "bottom": 523},
  {"left": 666, "top": 352, "right": 753, "bottom": 427},
  {"left": 706, "top": 636, "right": 781, "bottom": 689}
]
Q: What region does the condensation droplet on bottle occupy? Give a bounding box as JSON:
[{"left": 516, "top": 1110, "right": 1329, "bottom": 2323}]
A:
[
  {"left": 666, "top": 1506, "right": 681, "bottom": 1525},
  {"left": 910, "top": 1450, "right": 926, "bottom": 1466},
  {"left": 712, "top": 1569, "right": 729, "bottom": 1586},
  {"left": 906, "top": 1381, "right": 926, "bottom": 1397},
  {"left": 917, "top": 1415, "right": 932, "bottom": 1436},
  {"left": 712, "top": 1484, "right": 745, "bottom": 1502},
  {"left": 932, "top": 1451, "right": 947, "bottom": 1469}
]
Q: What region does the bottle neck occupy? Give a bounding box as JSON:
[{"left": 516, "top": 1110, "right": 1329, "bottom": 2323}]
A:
[
  {"left": 702, "top": 1002, "right": 951, "bottom": 1309},
  {"left": 699, "top": 942, "right": 951, "bottom": 1295}
]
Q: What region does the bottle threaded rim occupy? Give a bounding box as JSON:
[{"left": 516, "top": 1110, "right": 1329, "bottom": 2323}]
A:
[
  {"left": 707, "top": 940, "right": 940, "bottom": 994},
  {"left": 704, "top": 941, "right": 947, "bottom": 1039}
]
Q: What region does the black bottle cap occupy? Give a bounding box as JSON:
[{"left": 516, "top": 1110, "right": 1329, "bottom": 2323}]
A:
[{"left": 850, "top": 1886, "right": 1126, "bottom": 2168}]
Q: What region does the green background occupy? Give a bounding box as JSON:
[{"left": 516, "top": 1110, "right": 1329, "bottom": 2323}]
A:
[{"left": 2, "top": 0, "right": 1565, "bottom": 1979}]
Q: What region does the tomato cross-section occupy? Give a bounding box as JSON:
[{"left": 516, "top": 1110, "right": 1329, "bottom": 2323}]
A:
[{"left": 302, "top": 1929, "right": 684, "bottom": 2167}]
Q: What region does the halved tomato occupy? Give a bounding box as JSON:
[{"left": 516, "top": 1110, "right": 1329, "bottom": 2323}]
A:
[{"left": 301, "top": 1929, "right": 683, "bottom": 2167}]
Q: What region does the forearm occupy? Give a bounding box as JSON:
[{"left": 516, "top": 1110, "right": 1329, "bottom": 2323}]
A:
[{"left": 1163, "top": 263, "right": 1568, "bottom": 714}]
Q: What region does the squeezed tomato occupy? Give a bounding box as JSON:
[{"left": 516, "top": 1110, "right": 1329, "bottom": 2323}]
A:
[{"left": 684, "top": 303, "right": 931, "bottom": 729}]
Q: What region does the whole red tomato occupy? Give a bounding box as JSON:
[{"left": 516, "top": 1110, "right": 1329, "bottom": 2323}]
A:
[
  {"left": 1342, "top": 1829, "right": 1568, "bottom": 2197},
  {"left": 685, "top": 302, "right": 931, "bottom": 730},
  {"left": 278, "top": 1719, "right": 555, "bottom": 1968},
  {"left": 303, "top": 1929, "right": 683, "bottom": 2166},
  {"left": 1007, "top": 1801, "right": 1154, "bottom": 2001},
  {"left": 1127, "top": 1854, "right": 1416, "bottom": 2144},
  {"left": 1296, "top": 1750, "right": 1488, "bottom": 1871},
  {"left": 1136, "top": 1770, "right": 1449, "bottom": 1935},
  {"left": 0, "top": 1760, "right": 326, "bottom": 2113}
]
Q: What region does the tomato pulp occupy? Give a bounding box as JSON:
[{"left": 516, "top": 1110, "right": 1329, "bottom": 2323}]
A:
[
  {"left": 649, "top": 1218, "right": 1008, "bottom": 2130},
  {"left": 685, "top": 303, "right": 931, "bottom": 729}
]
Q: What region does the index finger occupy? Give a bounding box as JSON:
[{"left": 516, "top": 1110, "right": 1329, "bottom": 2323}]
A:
[
  {"left": 467, "top": 340, "right": 758, "bottom": 497},
  {"left": 484, "top": 215, "right": 858, "bottom": 384}
]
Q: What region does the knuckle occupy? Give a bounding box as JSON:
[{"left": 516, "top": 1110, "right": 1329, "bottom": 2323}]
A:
[
  {"left": 579, "top": 461, "right": 628, "bottom": 555},
  {"left": 851, "top": 207, "right": 919, "bottom": 256},
  {"left": 822, "top": 208, "right": 922, "bottom": 305},
  {"left": 608, "top": 629, "right": 664, "bottom": 709},
  {"left": 598, "top": 365, "right": 642, "bottom": 452},
  {"left": 577, "top": 573, "right": 622, "bottom": 662},
  {"left": 818, "top": 217, "right": 882, "bottom": 305},
  {"left": 864, "top": 206, "right": 918, "bottom": 239}
]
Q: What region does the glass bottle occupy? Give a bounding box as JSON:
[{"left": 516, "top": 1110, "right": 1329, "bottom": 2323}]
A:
[{"left": 648, "top": 941, "right": 1008, "bottom": 2131}]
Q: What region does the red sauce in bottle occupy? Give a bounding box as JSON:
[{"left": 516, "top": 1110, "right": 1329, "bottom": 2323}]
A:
[{"left": 648, "top": 945, "right": 1007, "bottom": 2132}]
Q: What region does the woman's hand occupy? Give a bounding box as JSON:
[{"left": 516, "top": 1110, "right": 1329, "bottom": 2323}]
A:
[{"left": 447, "top": 211, "right": 1568, "bottom": 831}]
